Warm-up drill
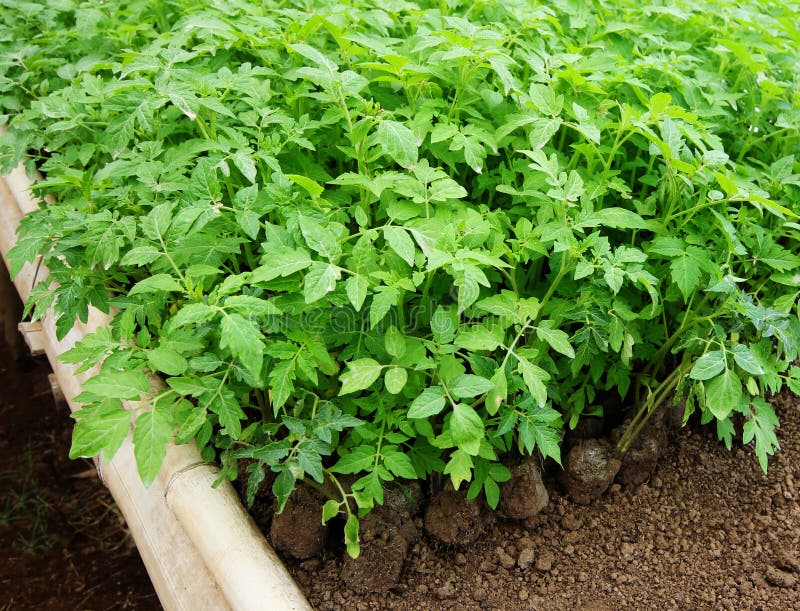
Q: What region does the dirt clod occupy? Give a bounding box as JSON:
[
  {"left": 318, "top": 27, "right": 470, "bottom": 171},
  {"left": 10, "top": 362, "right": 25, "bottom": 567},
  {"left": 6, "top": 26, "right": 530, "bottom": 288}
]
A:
[
  {"left": 614, "top": 423, "right": 664, "bottom": 486},
  {"left": 498, "top": 457, "right": 549, "bottom": 519},
  {"left": 341, "top": 513, "right": 408, "bottom": 593},
  {"left": 270, "top": 485, "right": 327, "bottom": 559},
  {"left": 518, "top": 548, "right": 535, "bottom": 570},
  {"left": 562, "top": 438, "right": 622, "bottom": 504},
  {"left": 424, "top": 487, "right": 483, "bottom": 546},
  {"left": 536, "top": 549, "right": 555, "bottom": 572},
  {"left": 765, "top": 566, "right": 798, "bottom": 588}
]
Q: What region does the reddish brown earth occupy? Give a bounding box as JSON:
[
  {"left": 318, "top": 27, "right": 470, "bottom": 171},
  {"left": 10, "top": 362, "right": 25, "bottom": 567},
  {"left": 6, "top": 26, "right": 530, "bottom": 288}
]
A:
[
  {"left": 0, "top": 268, "right": 158, "bottom": 611},
  {"left": 279, "top": 391, "right": 800, "bottom": 610}
]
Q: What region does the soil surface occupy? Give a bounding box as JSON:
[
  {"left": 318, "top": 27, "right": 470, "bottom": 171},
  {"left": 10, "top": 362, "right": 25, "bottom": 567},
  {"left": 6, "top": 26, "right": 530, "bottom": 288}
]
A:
[
  {"left": 0, "top": 268, "right": 158, "bottom": 610},
  {"left": 280, "top": 392, "right": 800, "bottom": 610}
]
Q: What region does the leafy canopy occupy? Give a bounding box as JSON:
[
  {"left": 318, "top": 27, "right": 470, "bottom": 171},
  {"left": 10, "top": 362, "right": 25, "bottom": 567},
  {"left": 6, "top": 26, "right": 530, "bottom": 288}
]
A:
[{"left": 2, "top": 0, "right": 799, "bottom": 556}]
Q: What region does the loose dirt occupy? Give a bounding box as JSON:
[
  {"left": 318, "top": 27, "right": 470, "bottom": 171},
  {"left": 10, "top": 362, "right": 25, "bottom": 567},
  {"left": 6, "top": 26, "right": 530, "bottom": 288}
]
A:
[{"left": 281, "top": 391, "right": 800, "bottom": 610}]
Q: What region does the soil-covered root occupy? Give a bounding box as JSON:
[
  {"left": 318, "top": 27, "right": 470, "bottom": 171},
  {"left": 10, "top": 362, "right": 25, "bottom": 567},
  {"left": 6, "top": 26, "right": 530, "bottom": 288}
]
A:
[
  {"left": 424, "top": 486, "right": 484, "bottom": 546},
  {"left": 270, "top": 484, "right": 327, "bottom": 559},
  {"left": 498, "top": 457, "right": 549, "bottom": 519},
  {"left": 612, "top": 422, "right": 665, "bottom": 486},
  {"left": 561, "top": 438, "right": 621, "bottom": 505},
  {"left": 341, "top": 482, "right": 422, "bottom": 593}
]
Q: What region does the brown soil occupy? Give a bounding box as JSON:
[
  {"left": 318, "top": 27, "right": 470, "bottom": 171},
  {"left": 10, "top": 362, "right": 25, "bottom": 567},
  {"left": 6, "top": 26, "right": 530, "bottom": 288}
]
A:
[
  {"left": 282, "top": 391, "right": 800, "bottom": 610},
  {"left": 0, "top": 268, "right": 158, "bottom": 610}
]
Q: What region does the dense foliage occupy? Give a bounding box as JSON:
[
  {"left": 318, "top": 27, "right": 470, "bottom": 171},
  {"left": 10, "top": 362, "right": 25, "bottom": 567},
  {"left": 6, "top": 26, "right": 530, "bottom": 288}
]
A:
[{"left": 2, "top": 0, "right": 799, "bottom": 555}]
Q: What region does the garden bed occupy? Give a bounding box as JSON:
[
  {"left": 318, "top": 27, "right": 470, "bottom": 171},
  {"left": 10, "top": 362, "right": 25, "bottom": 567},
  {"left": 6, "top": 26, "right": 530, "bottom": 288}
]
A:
[{"left": 1, "top": 0, "right": 799, "bottom": 608}]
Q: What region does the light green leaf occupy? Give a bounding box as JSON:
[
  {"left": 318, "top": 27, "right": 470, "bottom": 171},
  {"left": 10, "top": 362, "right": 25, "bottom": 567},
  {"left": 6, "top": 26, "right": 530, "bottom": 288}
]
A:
[
  {"left": 577, "top": 208, "right": 648, "bottom": 230},
  {"left": 449, "top": 374, "right": 495, "bottom": 399},
  {"left": 376, "top": 120, "right": 418, "bottom": 169},
  {"left": 345, "top": 275, "right": 368, "bottom": 311},
  {"left": 148, "top": 347, "right": 188, "bottom": 376},
  {"left": 339, "top": 358, "right": 383, "bottom": 395},
  {"left": 384, "top": 367, "right": 408, "bottom": 394},
  {"left": 304, "top": 262, "right": 341, "bottom": 303},
  {"left": 690, "top": 350, "right": 726, "bottom": 381},
  {"left": 298, "top": 214, "right": 340, "bottom": 261},
  {"left": 704, "top": 370, "right": 742, "bottom": 420},
  {"left": 133, "top": 408, "right": 173, "bottom": 485},
  {"left": 251, "top": 249, "right": 312, "bottom": 282},
  {"left": 408, "top": 387, "right": 446, "bottom": 419},
  {"left": 383, "top": 226, "right": 416, "bottom": 267},
  {"left": 536, "top": 324, "right": 575, "bottom": 358},
  {"left": 220, "top": 313, "right": 264, "bottom": 377},
  {"left": 732, "top": 344, "right": 765, "bottom": 375},
  {"left": 82, "top": 370, "right": 151, "bottom": 400},
  {"left": 129, "top": 274, "right": 184, "bottom": 296},
  {"left": 516, "top": 355, "right": 549, "bottom": 407},
  {"left": 384, "top": 326, "right": 406, "bottom": 358},
  {"left": 450, "top": 403, "right": 485, "bottom": 455},
  {"left": 70, "top": 400, "right": 130, "bottom": 460},
  {"left": 287, "top": 174, "right": 324, "bottom": 198}
]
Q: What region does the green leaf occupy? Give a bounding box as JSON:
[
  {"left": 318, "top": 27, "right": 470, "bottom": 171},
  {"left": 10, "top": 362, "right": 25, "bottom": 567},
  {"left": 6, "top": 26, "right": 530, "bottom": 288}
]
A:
[
  {"left": 170, "top": 303, "right": 217, "bottom": 328},
  {"left": 690, "top": 351, "right": 726, "bottom": 381},
  {"left": 577, "top": 208, "right": 648, "bottom": 230},
  {"left": 454, "top": 325, "right": 505, "bottom": 351},
  {"left": 743, "top": 398, "right": 780, "bottom": 473},
  {"left": 303, "top": 262, "right": 342, "bottom": 303},
  {"left": 70, "top": 400, "right": 131, "bottom": 461},
  {"left": 339, "top": 358, "right": 383, "bottom": 395},
  {"left": 344, "top": 513, "right": 360, "bottom": 559},
  {"left": 133, "top": 408, "right": 173, "bottom": 485},
  {"left": 251, "top": 249, "right": 312, "bottom": 282},
  {"left": 670, "top": 255, "right": 702, "bottom": 300},
  {"left": 731, "top": 344, "right": 764, "bottom": 375},
  {"left": 384, "top": 326, "right": 406, "bottom": 358},
  {"left": 384, "top": 451, "right": 417, "bottom": 479},
  {"left": 220, "top": 313, "right": 265, "bottom": 378},
  {"left": 376, "top": 120, "right": 418, "bottom": 169},
  {"left": 408, "top": 387, "right": 446, "bottom": 419},
  {"left": 516, "top": 355, "right": 549, "bottom": 407},
  {"left": 448, "top": 374, "right": 495, "bottom": 399},
  {"left": 444, "top": 448, "right": 473, "bottom": 490},
  {"left": 322, "top": 499, "right": 341, "bottom": 524},
  {"left": 704, "top": 370, "right": 742, "bottom": 420},
  {"left": 82, "top": 370, "right": 151, "bottom": 400},
  {"left": 484, "top": 369, "right": 507, "bottom": 416},
  {"left": 287, "top": 174, "right": 324, "bottom": 198},
  {"left": 148, "top": 347, "right": 188, "bottom": 376},
  {"left": 450, "top": 403, "right": 485, "bottom": 455},
  {"left": 536, "top": 324, "right": 575, "bottom": 358},
  {"left": 384, "top": 367, "right": 408, "bottom": 394},
  {"left": 345, "top": 275, "right": 369, "bottom": 311},
  {"left": 298, "top": 214, "right": 341, "bottom": 261},
  {"left": 383, "top": 226, "right": 416, "bottom": 267},
  {"left": 129, "top": 274, "right": 184, "bottom": 296}
]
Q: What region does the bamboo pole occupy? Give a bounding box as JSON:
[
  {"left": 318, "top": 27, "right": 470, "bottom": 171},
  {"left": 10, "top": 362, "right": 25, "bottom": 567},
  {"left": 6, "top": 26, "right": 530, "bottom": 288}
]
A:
[{"left": 0, "top": 141, "right": 312, "bottom": 611}]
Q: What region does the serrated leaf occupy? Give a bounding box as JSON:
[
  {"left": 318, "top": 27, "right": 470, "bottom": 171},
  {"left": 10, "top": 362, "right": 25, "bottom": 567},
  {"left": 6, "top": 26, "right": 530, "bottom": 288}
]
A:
[
  {"left": 82, "top": 370, "right": 151, "bottom": 400},
  {"left": 220, "top": 313, "right": 264, "bottom": 378},
  {"left": 70, "top": 400, "right": 130, "bottom": 461},
  {"left": 345, "top": 275, "right": 368, "bottom": 311},
  {"left": 384, "top": 451, "right": 417, "bottom": 478},
  {"left": 133, "top": 408, "right": 173, "bottom": 485},
  {"left": 536, "top": 324, "right": 575, "bottom": 358},
  {"left": 129, "top": 274, "right": 184, "bottom": 296},
  {"left": 516, "top": 355, "right": 549, "bottom": 407},
  {"left": 376, "top": 120, "right": 418, "bottom": 169}
]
